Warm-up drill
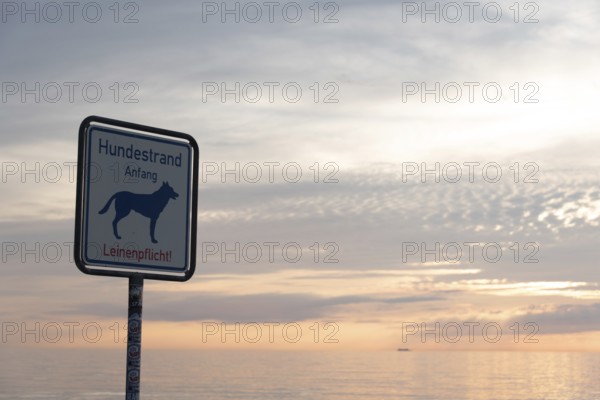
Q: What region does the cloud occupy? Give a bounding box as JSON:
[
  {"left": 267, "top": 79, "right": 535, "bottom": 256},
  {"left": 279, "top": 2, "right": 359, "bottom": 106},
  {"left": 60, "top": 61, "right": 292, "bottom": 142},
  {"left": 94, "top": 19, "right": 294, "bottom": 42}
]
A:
[
  {"left": 515, "top": 303, "right": 600, "bottom": 334},
  {"left": 421, "top": 279, "right": 600, "bottom": 300},
  {"left": 1, "top": 0, "right": 600, "bottom": 349},
  {"left": 62, "top": 291, "right": 443, "bottom": 323}
]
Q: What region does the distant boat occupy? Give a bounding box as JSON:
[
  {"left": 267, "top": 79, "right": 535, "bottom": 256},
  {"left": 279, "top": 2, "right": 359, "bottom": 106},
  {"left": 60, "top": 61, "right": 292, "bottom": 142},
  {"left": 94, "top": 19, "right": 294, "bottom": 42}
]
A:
[{"left": 396, "top": 348, "right": 411, "bottom": 352}]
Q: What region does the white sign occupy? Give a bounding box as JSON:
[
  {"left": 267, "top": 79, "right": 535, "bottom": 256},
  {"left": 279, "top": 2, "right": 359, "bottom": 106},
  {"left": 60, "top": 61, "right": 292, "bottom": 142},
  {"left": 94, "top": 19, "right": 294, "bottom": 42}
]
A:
[{"left": 75, "top": 117, "right": 198, "bottom": 280}]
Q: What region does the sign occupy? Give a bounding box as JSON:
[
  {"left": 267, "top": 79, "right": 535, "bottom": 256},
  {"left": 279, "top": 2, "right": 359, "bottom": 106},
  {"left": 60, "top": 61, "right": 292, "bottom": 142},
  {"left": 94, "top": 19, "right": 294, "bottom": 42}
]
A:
[{"left": 75, "top": 116, "right": 198, "bottom": 281}]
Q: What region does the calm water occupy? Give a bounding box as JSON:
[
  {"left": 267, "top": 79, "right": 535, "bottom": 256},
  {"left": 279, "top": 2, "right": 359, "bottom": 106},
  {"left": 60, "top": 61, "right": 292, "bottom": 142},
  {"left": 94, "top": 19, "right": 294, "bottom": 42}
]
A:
[{"left": 1, "top": 349, "right": 599, "bottom": 399}]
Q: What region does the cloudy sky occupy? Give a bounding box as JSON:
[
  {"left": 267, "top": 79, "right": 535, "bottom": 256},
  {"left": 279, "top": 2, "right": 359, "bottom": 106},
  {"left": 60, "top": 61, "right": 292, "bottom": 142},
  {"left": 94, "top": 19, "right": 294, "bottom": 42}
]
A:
[{"left": 1, "top": 0, "right": 600, "bottom": 351}]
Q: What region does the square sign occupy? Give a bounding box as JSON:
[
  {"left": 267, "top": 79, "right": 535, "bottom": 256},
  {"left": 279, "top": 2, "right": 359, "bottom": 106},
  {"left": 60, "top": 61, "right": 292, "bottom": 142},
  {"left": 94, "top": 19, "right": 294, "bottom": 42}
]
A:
[{"left": 75, "top": 116, "right": 199, "bottom": 281}]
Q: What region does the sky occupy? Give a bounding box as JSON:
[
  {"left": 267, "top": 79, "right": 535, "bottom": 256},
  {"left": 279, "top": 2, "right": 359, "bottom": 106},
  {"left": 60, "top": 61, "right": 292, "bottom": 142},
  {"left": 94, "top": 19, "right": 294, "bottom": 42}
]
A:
[{"left": 1, "top": 0, "right": 600, "bottom": 352}]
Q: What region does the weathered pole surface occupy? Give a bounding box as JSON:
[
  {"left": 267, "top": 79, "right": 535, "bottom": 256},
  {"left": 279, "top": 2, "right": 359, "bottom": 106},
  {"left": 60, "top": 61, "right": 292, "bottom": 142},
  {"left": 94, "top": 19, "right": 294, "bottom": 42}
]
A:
[{"left": 125, "top": 275, "right": 143, "bottom": 400}]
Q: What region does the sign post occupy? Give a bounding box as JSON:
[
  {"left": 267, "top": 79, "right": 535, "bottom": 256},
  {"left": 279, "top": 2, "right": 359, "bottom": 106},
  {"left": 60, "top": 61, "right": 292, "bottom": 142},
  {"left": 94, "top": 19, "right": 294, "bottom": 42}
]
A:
[
  {"left": 74, "top": 116, "right": 199, "bottom": 399},
  {"left": 126, "top": 275, "right": 143, "bottom": 399}
]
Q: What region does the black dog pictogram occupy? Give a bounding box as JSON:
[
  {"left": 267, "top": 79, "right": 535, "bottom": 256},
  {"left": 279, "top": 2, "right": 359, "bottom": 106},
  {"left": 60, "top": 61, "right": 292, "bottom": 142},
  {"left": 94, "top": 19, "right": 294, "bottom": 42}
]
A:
[{"left": 98, "top": 181, "right": 179, "bottom": 244}]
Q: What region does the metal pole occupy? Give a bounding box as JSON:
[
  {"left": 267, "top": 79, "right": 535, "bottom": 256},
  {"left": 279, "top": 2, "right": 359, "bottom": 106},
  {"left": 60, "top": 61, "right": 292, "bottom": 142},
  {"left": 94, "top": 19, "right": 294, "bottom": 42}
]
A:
[{"left": 125, "top": 275, "right": 144, "bottom": 400}]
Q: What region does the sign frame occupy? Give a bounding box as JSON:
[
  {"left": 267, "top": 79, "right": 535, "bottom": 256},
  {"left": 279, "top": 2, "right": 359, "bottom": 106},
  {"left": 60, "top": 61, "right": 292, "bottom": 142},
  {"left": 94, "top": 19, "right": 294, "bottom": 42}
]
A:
[{"left": 74, "top": 115, "right": 199, "bottom": 282}]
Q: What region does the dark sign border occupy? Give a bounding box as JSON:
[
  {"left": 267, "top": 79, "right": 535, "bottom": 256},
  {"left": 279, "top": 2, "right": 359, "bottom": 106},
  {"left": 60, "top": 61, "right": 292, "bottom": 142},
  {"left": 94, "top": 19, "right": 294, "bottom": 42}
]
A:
[{"left": 74, "top": 116, "right": 199, "bottom": 281}]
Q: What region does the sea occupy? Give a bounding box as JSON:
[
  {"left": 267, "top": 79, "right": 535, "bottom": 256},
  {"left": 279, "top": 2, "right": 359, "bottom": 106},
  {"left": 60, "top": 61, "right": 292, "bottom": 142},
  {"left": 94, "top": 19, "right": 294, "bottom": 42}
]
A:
[{"left": 1, "top": 349, "right": 599, "bottom": 399}]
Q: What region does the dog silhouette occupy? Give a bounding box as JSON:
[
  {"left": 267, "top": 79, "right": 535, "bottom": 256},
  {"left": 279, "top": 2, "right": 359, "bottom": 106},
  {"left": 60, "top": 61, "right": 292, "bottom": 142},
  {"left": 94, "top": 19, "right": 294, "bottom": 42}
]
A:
[{"left": 98, "top": 181, "right": 179, "bottom": 244}]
